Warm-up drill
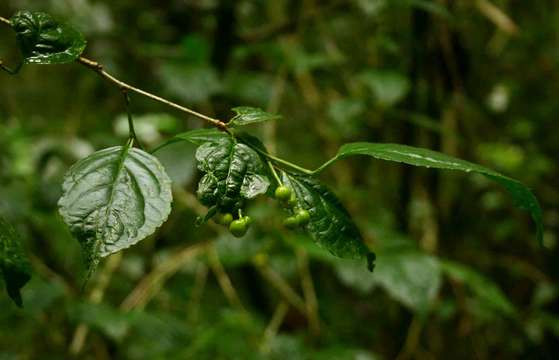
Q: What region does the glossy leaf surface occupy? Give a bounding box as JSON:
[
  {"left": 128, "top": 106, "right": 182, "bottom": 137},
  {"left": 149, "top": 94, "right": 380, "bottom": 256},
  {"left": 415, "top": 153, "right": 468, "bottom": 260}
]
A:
[
  {"left": 195, "top": 136, "right": 270, "bottom": 211},
  {"left": 10, "top": 11, "right": 86, "bottom": 64},
  {"left": 316, "top": 142, "right": 543, "bottom": 245},
  {"left": 281, "top": 172, "right": 375, "bottom": 270}
]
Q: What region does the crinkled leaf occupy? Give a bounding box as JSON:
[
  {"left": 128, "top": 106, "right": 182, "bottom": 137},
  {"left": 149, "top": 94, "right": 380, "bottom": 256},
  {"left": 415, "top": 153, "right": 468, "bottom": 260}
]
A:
[
  {"left": 195, "top": 136, "right": 270, "bottom": 210},
  {"left": 10, "top": 11, "right": 87, "bottom": 64},
  {"left": 441, "top": 260, "right": 517, "bottom": 317},
  {"left": 281, "top": 172, "right": 375, "bottom": 270},
  {"left": 229, "top": 107, "right": 281, "bottom": 127},
  {"left": 0, "top": 216, "right": 32, "bottom": 307},
  {"left": 58, "top": 144, "right": 173, "bottom": 277},
  {"left": 316, "top": 142, "right": 543, "bottom": 245}
]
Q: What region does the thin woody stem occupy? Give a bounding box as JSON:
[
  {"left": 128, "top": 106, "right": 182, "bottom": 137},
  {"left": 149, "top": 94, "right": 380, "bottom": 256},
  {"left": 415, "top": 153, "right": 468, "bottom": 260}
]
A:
[
  {"left": 0, "top": 15, "right": 229, "bottom": 131},
  {"left": 76, "top": 57, "right": 230, "bottom": 132}
]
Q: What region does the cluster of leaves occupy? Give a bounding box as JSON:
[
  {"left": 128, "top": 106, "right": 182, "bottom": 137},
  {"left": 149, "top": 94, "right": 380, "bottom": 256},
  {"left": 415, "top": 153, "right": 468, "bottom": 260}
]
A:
[{"left": 0, "top": 7, "right": 543, "bottom": 323}]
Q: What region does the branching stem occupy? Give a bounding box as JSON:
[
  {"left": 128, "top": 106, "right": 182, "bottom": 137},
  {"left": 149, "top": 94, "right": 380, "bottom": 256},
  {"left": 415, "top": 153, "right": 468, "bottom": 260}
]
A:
[
  {"left": 77, "top": 57, "right": 230, "bottom": 132},
  {"left": 0, "top": 16, "right": 9, "bottom": 25}
]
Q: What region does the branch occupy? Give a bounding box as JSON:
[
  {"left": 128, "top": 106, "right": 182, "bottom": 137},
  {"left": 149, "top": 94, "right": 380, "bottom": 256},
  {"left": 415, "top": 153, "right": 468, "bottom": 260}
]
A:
[
  {"left": 0, "top": 16, "right": 9, "bottom": 25},
  {"left": 77, "top": 57, "right": 229, "bottom": 132},
  {"left": 296, "top": 249, "right": 320, "bottom": 336},
  {"left": 253, "top": 260, "right": 307, "bottom": 315}
]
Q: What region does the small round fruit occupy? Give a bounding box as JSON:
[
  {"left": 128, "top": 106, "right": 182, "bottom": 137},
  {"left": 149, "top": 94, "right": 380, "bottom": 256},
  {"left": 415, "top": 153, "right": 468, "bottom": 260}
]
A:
[
  {"left": 217, "top": 213, "right": 233, "bottom": 226},
  {"left": 274, "top": 186, "right": 292, "bottom": 201},
  {"left": 295, "top": 209, "right": 310, "bottom": 225},
  {"left": 283, "top": 216, "right": 299, "bottom": 229},
  {"left": 229, "top": 219, "right": 248, "bottom": 237}
]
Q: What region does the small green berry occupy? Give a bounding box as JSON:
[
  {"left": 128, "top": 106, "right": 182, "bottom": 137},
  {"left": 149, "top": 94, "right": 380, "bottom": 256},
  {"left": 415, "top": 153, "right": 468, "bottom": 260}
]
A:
[
  {"left": 295, "top": 209, "right": 310, "bottom": 225},
  {"left": 216, "top": 213, "right": 233, "bottom": 226},
  {"left": 229, "top": 219, "right": 248, "bottom": 237},
  {"left": 283, "top": 216, "right": 299, "bottom": 229},
  {"left": 275, "top": 186, "right": 292, "bottom": 201}
]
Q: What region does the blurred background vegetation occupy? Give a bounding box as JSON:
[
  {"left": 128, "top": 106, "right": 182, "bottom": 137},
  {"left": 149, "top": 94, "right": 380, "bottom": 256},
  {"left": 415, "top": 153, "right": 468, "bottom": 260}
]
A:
[{"left": 0, "top": 0, "right": 557, "bottom": 359}]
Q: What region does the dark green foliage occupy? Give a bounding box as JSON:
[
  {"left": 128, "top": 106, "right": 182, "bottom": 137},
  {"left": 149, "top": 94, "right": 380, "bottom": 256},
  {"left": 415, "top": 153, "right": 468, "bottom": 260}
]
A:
[
  {"left": 281, "top": 171, "right": 375, "bottom": 270},
  {"left": 0, "top": 2, "right": 554, "bottom": 359},
  {"left": 316, "top": 142, "right": 544, "bottom": 245},
  {"left": 0, "top": 216, "right": 31, "bottom": 307},
  {"left": 194, "top": 135, "right": 270, "bottom": 212},
  {"left": 10, "top": 10, "right": 86, "bottom": 64}
]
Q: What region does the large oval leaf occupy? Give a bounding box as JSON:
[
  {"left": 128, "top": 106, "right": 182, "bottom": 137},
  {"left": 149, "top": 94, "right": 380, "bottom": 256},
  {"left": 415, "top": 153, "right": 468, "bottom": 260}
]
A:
[
  {"left": 58, "top": 144, "right": 172, "bottom": 275},
  {"left": 315, "top": 143, "right": 543, "bottom": 245},
  {"left": 10, "top": 11, "right": 87, "bottom": 64},
  {"left": 0, "top": 216, "right": 32, "bottom": 307},
  {"left": 281, "top": 172, "right": 375, "bottom": 270}
]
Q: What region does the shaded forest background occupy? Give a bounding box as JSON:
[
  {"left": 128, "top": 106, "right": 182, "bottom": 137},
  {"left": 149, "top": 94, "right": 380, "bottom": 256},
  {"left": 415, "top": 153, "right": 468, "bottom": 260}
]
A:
[{"left": 0, "top": 0, "right": 557, "bottom": 359}]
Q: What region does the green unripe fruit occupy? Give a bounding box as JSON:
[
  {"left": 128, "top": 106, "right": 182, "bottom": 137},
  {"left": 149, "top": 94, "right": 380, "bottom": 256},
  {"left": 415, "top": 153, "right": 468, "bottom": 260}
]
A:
[
  {"left": 216, "top": 213, "right": 233, "bottom": 226},
  {"left": 295, "top": 209, "right": 310, "bottom": 225},
  {"left": 283, "top": 216, "right": 299, "bottom": 229},
  {"left": 243, "top": 216, "right": 253, "bottom": 226},
  {"left": 229, "top": 219, "right": 248, "bottom": 237},
  {"left": 275, "top": 186, "right": 292, "bottom": 201},
  {"left": 287, "top": 194, "right": 298, "bottom": 207}
]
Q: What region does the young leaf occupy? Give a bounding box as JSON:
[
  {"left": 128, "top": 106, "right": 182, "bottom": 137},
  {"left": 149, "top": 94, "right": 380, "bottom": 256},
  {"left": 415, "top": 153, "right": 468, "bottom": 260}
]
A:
[
  {"left": 58, "top": 143, "right": 172, "bottom": 277},
  {"left": 10, "top": 11, "right": 87, "bottom": 65},
  {"left": 175, "top": 128, "right": 228, "bottom": 145},
  {"left": 0, "top": 216, "right": 32, "bottom": 307},
  {"left": 229, "top": 107, "right": 281, "bottom": 127},
  {"left": 195, "top": 136, "right": 270, "bottom": 210},
  {"left": 281, "top": 172, "right": 375, "bottom": 270},
  {"left": 151, "top": 128, "right": 228, "bottom": 153},
  {"left": 315, "top": 143, "right": 543, "bottom": 245}
]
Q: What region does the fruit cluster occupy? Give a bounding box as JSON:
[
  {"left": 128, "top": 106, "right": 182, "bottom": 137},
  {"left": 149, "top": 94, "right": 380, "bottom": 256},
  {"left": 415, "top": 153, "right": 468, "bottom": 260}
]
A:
[{"left": 274, "top": 185, "right": 310, "bottom": 229}]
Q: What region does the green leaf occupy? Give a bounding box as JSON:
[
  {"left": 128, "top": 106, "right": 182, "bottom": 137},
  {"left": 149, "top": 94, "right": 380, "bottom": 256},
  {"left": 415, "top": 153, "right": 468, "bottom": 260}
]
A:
[
  {"left": 441, "top": 260, "right": 517, "bottom": 317},
  {"left": 175, "top": 128, "right": 228, "bottom": 145},
  {"left": 0, "top": 216, "right": 32, "bottom": 307},
  {"left": 195, "top": 136, "right": 270, "bottom": 211},
  {"left": 336, "top": 251, "right": 441, "bottom": 312},
  {"left": 152, "top": 128, "right": 228, "bottom": 153},
  {"left": 58, "top": 143, "right": 173, "bottom": 277},
  {"left": 316, "top": 142, "right": 543, "bottom": 245},
  {"left": 229, "top": 107, "right": 281, "bottom": 127},
  {"left": 281, "top": 172, "right": 375, "bottom": 270},
  {"left": 10, "top": 11, "right": 87, "bottom": 65},
  {"left": 359, "top": 70, "right": 410, "bottom": 107}
]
